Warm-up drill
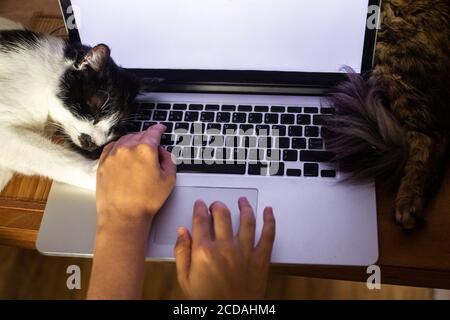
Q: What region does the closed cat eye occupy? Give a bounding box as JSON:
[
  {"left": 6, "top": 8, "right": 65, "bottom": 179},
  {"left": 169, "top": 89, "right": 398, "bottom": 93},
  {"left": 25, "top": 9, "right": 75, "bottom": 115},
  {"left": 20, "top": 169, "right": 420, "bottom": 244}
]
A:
[{"left": 88, "top": 90, "right": 110, "bottom": 113}]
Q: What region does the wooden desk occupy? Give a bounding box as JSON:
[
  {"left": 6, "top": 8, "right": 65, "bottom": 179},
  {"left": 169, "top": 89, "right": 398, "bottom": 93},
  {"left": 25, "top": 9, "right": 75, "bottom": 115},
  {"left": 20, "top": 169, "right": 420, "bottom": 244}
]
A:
[{"left": 1, "top": 162, "right": 449, "bottom": 290}]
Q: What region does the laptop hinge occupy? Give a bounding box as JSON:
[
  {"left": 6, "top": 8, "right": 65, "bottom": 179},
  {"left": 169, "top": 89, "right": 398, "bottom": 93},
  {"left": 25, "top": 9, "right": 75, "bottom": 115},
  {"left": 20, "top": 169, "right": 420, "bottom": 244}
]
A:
[{"left": 147, "top": 82, "right": 328, "bottom": 96}]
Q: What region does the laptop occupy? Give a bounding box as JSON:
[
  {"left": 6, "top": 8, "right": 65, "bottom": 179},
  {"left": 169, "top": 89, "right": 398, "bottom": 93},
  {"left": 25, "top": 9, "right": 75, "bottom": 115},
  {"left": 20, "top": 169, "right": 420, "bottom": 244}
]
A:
[{"left": 37, "top": 0, "right": 380, "bottom": 266}]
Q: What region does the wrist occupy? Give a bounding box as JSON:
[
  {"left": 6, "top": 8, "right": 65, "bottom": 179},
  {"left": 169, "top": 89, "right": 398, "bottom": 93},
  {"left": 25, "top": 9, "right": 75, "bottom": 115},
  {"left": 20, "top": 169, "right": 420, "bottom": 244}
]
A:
[{"left": 96, "top": 209, "right": 154, "bottom": 237}]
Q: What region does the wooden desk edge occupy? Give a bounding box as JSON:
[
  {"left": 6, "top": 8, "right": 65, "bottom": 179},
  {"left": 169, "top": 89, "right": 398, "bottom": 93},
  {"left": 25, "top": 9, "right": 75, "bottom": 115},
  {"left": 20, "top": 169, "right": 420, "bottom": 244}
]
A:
[
  {"left": 1, "top": 197, "right": 449, "bottom": 290},
  {"left": 0, "top": 198, "right": 46, "bottom": 211},
  {"left": 271, "top": 264, "right": 450, "bottom": 290}
]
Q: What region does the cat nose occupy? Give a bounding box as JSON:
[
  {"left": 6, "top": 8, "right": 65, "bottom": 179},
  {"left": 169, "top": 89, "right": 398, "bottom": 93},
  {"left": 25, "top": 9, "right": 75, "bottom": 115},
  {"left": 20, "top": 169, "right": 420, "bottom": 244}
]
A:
[{"left": 79, "top": 134, "right": 97, "bottom": 151}]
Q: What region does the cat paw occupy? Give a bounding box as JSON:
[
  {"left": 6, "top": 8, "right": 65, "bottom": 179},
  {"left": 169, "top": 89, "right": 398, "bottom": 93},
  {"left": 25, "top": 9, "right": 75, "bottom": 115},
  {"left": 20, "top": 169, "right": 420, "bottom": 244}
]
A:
[
  {"left": 394, "top": 197, "right": 425, "bottom": 230},
  {"left": 88, "top": 160, "right": 99, "bottom": 174},
  {"left": 82, "top": 161, "right": 99, "bottom": 190},
  {"left": 66, "top": 160, "right": 98, "bottom": 191},
  {"left": 73, "top": 172, "right": 96, "bottom": 191}
]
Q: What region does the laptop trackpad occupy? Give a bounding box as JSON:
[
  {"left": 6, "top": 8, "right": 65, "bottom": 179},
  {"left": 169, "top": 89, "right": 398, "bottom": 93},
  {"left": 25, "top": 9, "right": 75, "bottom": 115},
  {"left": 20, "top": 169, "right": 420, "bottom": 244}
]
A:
[{"left": 151, "top": 186, "right": 258, "bottom": 245}]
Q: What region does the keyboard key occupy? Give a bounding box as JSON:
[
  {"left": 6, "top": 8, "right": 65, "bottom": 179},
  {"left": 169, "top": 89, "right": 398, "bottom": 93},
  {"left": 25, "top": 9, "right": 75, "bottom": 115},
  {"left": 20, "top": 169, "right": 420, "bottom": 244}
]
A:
[
  {"left": 258, "top": 137, "right": 272, "bottom": 149},
  {"left": 321, "top": 170, "right": 337, "bottom": 178},
  {"left": 173, "top": 104, "right": 187, "bottom": 110},
  {"left": 233, "top": 148, "right": 248, "bottom": 162},
  {"left": 287, "top": 169, "right": 302, "bottom": 177},
  {"left": 207, "top": 123, "right": 222, "bottom": 133},
  {"left": 276, "top": 137, "right": 290, "bottom": 149},
  {"left": 223, "top": 124, "right": 238, "bottom": 134},
  {"left": 169, "top": 111, "right": 183, "bottom": 122},
  {"left": 140, "top": 103, "right": 155, "bottom": 110},
  {"left": 161, "top": 122, "right": 174, "bottom": 133},
  {"left": 205, "top": 104, "right": 220, "bottom": 111},
  {"left": 313, "top": 115, "right": 331, "bottom": 126},
  {"left": 288, "top": 126, "right": 303, "bottom": 137},
  {"left": 222, "top": 105, "right": 236, "bottom": 111},
  {"left": 304, "top": 107, "right": 319, "bottom": 114},
  {"left": 266, "top": 149, "right": 281, "bottom": 161},
  {"left": 189, "top": 104, "right": 204, "bottom": 111},
  {"left": 126, "top": 121, "right": 142, "bottom": 132},
  {"left": 268, "top": 162, "right": 285, "bottom": 176},
  {"left": 256, "top": 125, "right": 270, "bottom": 136},
  {"left": 255, "top": 106, "right": 269, "bottom": 112},
  {"left": 288, "top": 107, "right": 302, "bottom": 113},
  {"left": 292, "top": 138, "right": 307, "bottom": 149},
  {"left": 176, "top": 135, "right": 192, "bottom": 146},
  {"left": 174, "top": 122, "right": 190, "bottom": 132},
  {"left": 239, "top": 124, "right": 254, "bottom": 135},
  {"left": 248, "top": 113, "right": 263, "bottom": 124},
  {"left": 283, "top": 150, "right": 298, "bottom": 162},
  {"left": 216, "top": 148, "right": 233, "bottom": 161},
  {"left": 238, "top": 105, "right": 253, "bottom": 112},
  {"left": 271, "top": 106, "right": 285, "bottom": 113},
  {"left": 182, "top": 147, "right": 198, "bottom": 159},
  {"left": 135, "top": 109, "right": 152, "bottom": 120},
  {"left": 304, "top": 163, "right": 319, "bottom": 177},
  {"left": 248, "top": 149, "right": 265, "bottom": 161},
  {"left": 190, "top": 123, "right": 205, "bottom": 135},
  {"left": 185, "top": 111, "right": 199, "bottom": 122},
  {"left": 208, "top": 135, "right": 224, "bottom": 147},
  {"left": 297, "top": 114, "right": 311, "bottom": 125},
  {"left": 233, "top": 113, "right": 247, "bottom": 123},
  {"left": 217, "top": 112, "right": 231, "bottom": 123},
  {"left": 161, "top": 134, "right": 175, "bottom": 146},
  {"left": 153, "top": 111, "right": 167, "bottom": 121},
  {"left": 201, "top": 112, "right": 215, "bottom": 122},
  {"left": 177, "top": 162, "right": 246, "bottom": 175},
  {"left": 281, "top": 114, "right": 295, "bottom": 124},
  {"left": 248, "top": 162, "right": 269, "bottom": 176},
  {"left": 201, "top": 147, "right": 215, "bottom": 160},
  {"left": 309, "top": 138, "right": 324, "bottom": 150},
  {"left": 225, "top": 136, "right": 240, "bottom": 148},
  {"left": 265, "top": 114, "right": 279, "bottom": 124},
  {"left": 242, "top": 136, "right": 257, "bottom": 148},
  {"left": 321, "top": 107, "right": 335, "bottom": 114},
  {"left": 157, "top": 103, "right": 171, "bottom": 110},
  {"left": 305, "top": 126, "right": 320, "bottom": 137},
  {"left": 192, "top": 135, "right": 206, "bottom": 147},
  {"left": 300, "top": 151, "right": 334, "bottom": 162},
  {"left": 272, "top": 125, "right": 287, "bottom": 136}
]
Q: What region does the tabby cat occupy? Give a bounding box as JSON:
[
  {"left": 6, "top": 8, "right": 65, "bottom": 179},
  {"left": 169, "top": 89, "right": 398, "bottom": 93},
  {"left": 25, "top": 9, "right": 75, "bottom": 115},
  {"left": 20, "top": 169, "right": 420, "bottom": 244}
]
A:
[{"left": 325, "top": 0, "right": 450, "bottom": 229}]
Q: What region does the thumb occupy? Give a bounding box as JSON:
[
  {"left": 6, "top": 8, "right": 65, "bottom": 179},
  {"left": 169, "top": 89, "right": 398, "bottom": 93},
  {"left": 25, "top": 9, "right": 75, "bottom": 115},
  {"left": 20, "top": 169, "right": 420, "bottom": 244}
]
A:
[
  {"left": 174, "top": 227, "right": 192, "bottom": 286},
  {"left": 159, "top": 147, "right": 177, "bottom": 175}
]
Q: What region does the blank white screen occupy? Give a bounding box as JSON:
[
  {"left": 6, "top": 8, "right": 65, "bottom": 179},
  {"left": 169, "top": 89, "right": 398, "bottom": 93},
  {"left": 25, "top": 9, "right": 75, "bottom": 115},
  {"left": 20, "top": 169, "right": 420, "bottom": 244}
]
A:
[{"left": 70, "top": 0, "right": 369, "bottom": 73}]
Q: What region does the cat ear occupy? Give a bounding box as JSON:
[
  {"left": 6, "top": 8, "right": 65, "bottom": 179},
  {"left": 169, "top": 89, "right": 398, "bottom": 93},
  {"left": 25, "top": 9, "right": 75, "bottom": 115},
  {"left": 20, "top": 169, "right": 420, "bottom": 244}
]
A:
[{"left": 78, "top": 44, "right": 111, "bottom": 73}]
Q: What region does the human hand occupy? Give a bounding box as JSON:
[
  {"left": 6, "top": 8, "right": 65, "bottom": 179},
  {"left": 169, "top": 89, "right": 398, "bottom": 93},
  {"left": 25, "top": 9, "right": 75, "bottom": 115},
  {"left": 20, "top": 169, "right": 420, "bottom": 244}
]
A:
[
  {"left": 174, "top": 198, "right": 276, "bottom": 300},
  {"left": 96, "top": 124, "right": 176, "bottom": 231}
]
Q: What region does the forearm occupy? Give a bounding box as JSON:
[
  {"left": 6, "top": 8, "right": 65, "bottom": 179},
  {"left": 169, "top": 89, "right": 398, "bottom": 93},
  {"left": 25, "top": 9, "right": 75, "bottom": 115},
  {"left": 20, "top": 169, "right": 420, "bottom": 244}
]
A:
[{"left": 87, "top": 217, "right": 152, "bottom": 300}]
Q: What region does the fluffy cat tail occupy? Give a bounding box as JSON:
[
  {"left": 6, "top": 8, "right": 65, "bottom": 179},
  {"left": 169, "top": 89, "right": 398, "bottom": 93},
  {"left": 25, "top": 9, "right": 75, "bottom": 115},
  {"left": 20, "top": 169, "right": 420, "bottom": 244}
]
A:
[{"left": 325, "top": 72, "right": 408, "bottom": 184}]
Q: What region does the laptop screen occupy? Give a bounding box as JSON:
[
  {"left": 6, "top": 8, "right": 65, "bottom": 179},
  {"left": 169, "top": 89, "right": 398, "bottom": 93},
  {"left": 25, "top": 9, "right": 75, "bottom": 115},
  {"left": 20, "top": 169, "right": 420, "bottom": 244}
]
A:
[{"left": 69, "top": 0, "right": 371, "bottom": 74}]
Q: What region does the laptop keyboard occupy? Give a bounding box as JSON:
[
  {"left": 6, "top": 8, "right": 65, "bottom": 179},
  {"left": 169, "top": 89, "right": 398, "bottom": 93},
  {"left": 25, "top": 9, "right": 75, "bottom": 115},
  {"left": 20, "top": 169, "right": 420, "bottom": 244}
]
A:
[{"left": 127, "top": 102, "right": 337, "bottom": 178}]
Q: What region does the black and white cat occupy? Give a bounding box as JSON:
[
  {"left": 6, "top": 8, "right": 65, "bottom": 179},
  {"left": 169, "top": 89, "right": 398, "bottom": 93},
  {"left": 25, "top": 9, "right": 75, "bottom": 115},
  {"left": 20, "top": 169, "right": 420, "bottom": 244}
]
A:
[{"left": 0, "top": 17, "right": 141, "bottom": 191}]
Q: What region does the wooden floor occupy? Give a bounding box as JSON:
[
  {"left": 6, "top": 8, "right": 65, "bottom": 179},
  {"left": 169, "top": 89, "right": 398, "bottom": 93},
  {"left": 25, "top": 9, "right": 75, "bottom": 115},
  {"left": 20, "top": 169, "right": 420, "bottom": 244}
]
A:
[{"left": 0, "top": 245, "right": 432, "bottom": 300}]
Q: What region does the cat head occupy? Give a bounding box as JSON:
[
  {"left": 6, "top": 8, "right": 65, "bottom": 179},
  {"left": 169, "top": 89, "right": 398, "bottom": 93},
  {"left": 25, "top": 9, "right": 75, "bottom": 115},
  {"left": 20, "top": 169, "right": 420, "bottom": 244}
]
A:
[{"left": 55, "top": 43, "right": 141, "bottom": 154}]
